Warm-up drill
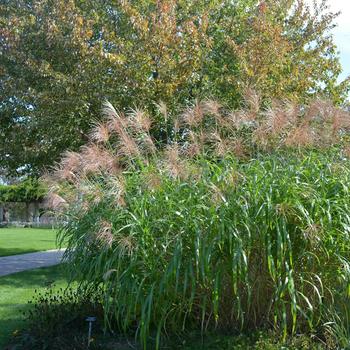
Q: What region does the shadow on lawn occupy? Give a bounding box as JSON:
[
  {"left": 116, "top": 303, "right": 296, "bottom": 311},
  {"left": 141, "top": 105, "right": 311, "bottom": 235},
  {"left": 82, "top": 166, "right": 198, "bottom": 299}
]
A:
[
  {"left": 0, "top": 248, "right": 38, "bottom": 257},
  {"left": 0, "top": 265, "right": 68, "bottom": 289},
  {"left": 0, "top": 306, "right": 29, "bottom": 349}
]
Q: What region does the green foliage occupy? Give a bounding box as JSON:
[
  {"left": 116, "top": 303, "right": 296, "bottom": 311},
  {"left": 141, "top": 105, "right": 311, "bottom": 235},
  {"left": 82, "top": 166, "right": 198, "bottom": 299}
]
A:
[
  {"left": 16, "top": 286, "right": 103, "bottom": 350},
  {"left": 1, "top": 0, "right": 348, "bottom": 176},
  {"left": 58, "top": 151, "right": 350, "bottom": 349},
  {"left": 323, "top": 303, "right": 350, "bottom": 349},
  {"left": 0, "top": 178, "right": 46, "bottom": 203}
]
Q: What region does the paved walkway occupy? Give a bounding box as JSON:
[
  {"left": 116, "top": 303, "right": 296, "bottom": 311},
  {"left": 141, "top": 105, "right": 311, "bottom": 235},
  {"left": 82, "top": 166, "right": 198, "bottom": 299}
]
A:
[{"left": 0, "top": 249, "right": 66, "bottom": 277}]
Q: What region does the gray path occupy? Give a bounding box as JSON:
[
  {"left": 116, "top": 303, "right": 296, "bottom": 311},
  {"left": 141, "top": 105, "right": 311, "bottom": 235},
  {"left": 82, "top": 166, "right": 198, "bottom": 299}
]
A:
[{"left": 0, "top": 249, "right": 66, "bottom": 277}]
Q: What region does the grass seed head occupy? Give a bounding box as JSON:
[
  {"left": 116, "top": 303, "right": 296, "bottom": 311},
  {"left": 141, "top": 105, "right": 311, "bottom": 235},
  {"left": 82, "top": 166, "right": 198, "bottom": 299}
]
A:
[
  {"left": 244, "top": 87, "right": 261, "bottom": 114},
  {"left": 285, "top": 124, "right": 314, "bottom": 147},
  {"left": 96, "top": 220, "right": 114, "bottom": 248},
  {"left": 201, "top": 99, "right": 222, "bottom": 118},
  {"left": 44, "top": 192, "right": 68, "bottom": 210},
  {"left": 182, "top": 99, "right": 204, "bottom": 126},
  {"left": 129, "top": 108, "right": 152, "bottom": 132},
  {"left": 90, "top": 122, "right": 110, "bottom": 143}
]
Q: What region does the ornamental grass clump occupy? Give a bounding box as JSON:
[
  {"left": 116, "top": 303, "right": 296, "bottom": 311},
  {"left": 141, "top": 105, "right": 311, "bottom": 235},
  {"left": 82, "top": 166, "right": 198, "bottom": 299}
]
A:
[{"left": 47, "top": 95, "right": 350, "bottom": 348}]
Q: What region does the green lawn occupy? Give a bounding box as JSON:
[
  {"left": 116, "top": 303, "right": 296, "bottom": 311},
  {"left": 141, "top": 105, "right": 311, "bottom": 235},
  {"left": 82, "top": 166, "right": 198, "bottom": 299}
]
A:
[
  {"left": 0, "top": 264, "right": 68, "bottom": 348},
  {"left": 0, "top": 227, "right": 58, "bottom": 257}
]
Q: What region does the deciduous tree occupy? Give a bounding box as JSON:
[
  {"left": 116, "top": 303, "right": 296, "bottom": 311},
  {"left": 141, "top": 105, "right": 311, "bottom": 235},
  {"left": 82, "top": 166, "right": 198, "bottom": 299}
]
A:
[{"left": 1, "top": 0, "right": 348, "bottom": 176}]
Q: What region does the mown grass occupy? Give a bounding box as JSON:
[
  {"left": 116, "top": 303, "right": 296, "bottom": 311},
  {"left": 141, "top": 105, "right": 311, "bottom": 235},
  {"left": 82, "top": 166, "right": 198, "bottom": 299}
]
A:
[
  {"left": 0, "top": 264, "right": 68, "bottom": 348},
  {"left": 0, "top": 228, "right": 58, "bottom": 257}
]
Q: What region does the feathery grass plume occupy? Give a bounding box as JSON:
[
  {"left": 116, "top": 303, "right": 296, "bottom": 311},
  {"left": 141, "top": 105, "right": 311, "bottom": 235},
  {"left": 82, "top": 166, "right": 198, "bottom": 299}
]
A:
[
  {"left": 201, "top": 99, "right": 222, "bottom": 118},
  {"left": 203, "top": 100, "right": 227, "bottom": 127},
  {"left": 283, "top": 100, "right": 299, "bottom": 125},
  {"left": 102, "top": 100, "right": 119, "bottom": 120},
  {"left": 155, "top": 101, "right": 168, "bottom": 122},
  {"left": 129, "top": 113, "right": 156, "bottom": 155},
  {"left": 80, "top": 145, "right": 103, "bottom": 173},
  {"left": 228, "top": 110, "right": 246, "bottom": 129},
  {"left": 163, "top": 143, "right": 189, "bottom": 179},
  {"left": 132, "top": 133, "right": 157, "bottom": 156},
  {"left": 230, "top": 138, "right": 247, "bottom": 158},
  {"left": 90, "top": 121, "right": 110, "bottom": 143},
  {"left": 60, "top": 151, "right": 82, "bottom": 173},
  {"left": 210, "top": 183, "right": 226, "bottom": 205},
  {"left": 282, "top": 100, "right": 301, "bottom": 118},
  {"left": 117, "top": 129, "right": 141, "bottom": 159},
  {"left": 105, "top": 176, "right": 126, "bottom": 207},
  {"left": 173, "top": 116, "right": 180, "bottom": 135},
  {"left": 103, "top": 101, "right": 128, "bottom": 135},
  {"left": 331, "top": 108, "right": 350, "bottom": 136},
  {"left": 197, "top": 130, "right": 208, "bottom": 145},
  {"left": 184, "top": 131, "right": 202, "bottom": 158},
  {"left": 312, "top": 99, "right": 335, "bottom": 121},
  {"left": 304, "top": 99, "right": 326, "bottom": 122},
  {"left": 210, "top": 131, "right": 224, "bottom": 153},
  {"left": 252, "top": 125, "right": 270, "bottom": 149},
  {"left": 311, "top": 102, "right": 350, "bottom": 145},
  {"left": 51, "top": 165, "right": 75, "bottom": 183},
  {"left": 142, "top": 170, "right": 162, "bottom": 191},
  {"left": 331, "top": 109, "right": 343, "bottom": 137},
  {"left": 208, "top": 132, "right": 227, "bottom": 156},
  {"left": 210, "top": 131, "right": 244, "bottom": 157},
  {"left": 343, "top": 145, "right": 350, "bottom": 158},
  {"left": 263, "top": 105, "right": 291, "bottom": 136},
  {"left": 44, "top": 191, "right": 67, "bottom": 210},
  {"left": 229, "top": 109, "right": 258, "bottom": 130},
  {"left": 115, "top": 234, "right": 136, "bottom": 256},
  {"left": 81, "top": 144, "right": 120, "bottom": 174},
  {"left": 95, "top": 220, "right": 114, "bottom": 248},
  {"left": 50, "top": 151, "right": 82, "bottom": 182},
  {"left": 182, "top": 99, "right": 204, "bottom": 126},
  {"left": 285, "top": 123, "right": 314, "bottom": 147},
  {"left": 82, "top": 181, "right": 104, "bottom": 205},
  {"left": 243, "top": 87, "right": 261, "bottom": 115},
  {"left": 102, "top": 103, "right": 143, "bottom": 159},
  {"left": 128, "top": 108, "right": 152, "bottom": 132}
]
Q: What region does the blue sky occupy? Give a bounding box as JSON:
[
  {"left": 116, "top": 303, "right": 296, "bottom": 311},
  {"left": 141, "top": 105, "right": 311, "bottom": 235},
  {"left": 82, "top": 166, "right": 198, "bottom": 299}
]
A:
[{"left": 322, "top": 0, "right": 350, "bottom": 81}]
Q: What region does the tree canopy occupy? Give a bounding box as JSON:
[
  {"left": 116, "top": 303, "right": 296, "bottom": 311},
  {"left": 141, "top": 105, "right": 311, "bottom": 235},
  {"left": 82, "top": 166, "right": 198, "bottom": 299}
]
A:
[{"left": 1, "top": 0, "right": 349, "bottom": 176}]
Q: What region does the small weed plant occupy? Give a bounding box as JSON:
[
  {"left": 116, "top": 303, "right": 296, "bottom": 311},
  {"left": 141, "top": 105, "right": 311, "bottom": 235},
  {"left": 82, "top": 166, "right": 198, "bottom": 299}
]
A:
[{"left": 16, "top": 286, "right": 103, "bottom": 350}]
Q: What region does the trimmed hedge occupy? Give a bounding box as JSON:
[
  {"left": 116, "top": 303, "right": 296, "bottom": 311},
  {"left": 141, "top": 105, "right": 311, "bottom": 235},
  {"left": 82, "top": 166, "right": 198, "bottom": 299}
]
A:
[{"left": 0, "top": 178, "right": 46, "bottom": 203}]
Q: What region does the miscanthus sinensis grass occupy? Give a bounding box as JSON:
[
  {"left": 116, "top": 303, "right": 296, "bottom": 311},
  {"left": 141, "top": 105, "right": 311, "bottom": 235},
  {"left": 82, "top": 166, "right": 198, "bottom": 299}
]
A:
[{"left": 46, "top": 95, "right": 350, "bottom": 348}]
